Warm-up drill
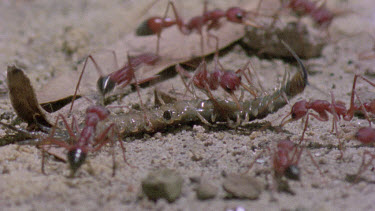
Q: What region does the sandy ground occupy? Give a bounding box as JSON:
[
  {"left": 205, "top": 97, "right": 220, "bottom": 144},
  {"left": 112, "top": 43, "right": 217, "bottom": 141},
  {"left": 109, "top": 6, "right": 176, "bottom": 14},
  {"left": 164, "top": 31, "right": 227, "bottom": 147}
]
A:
[{"left": 1, "top": 0, "right": 375, "bottom": 210}]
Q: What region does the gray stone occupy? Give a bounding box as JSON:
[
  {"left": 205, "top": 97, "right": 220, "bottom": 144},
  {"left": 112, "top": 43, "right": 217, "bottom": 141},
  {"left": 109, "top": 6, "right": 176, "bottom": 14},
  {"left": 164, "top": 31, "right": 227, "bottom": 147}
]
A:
[
  {"left": 141, "top": 168, "right": 183, "bottom": 203},
  {"left": 223, "top": 174, "right": 263, "bottom": 200},
  {"left": 196, "top": 182, "right": 218, "bottom": 200}
]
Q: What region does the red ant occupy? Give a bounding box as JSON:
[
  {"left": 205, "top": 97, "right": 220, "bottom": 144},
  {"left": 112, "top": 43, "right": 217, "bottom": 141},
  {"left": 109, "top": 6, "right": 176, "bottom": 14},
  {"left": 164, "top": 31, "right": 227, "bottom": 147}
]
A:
[
  {"left": 40, "top": 105, "right": 130, "bottom": 176},
  {"left": 96, "top": 53, "right": 159, "bottom": 96},
  {"left": 355, "top": 127, "right": 375, "bottom": 145},
  {"left": 281, "top": 74, "right": 375, "bottom": 144},
  {"left": 284, "top": 0, "right": 333, "bottom": 27},
  {"left": 175, "top": 37, "right": 258, "bottom": 111},
  {"left": 269, "top": 0, "right": 333, "bottom": 28},
  {"left": 245, "top": 139, "right": 322, "bottom": 197},
  {"left": 273, "top": 139, "right": 322, "bottom": 179},
  {"left": 136, "top": 0, "right": 260, "bottom": 55},
  {"left": 347, "top": 75, "right": 375, "bottom": 181},
  {"left": 70, "top": 51, "right": 159, "bottom": 112}
]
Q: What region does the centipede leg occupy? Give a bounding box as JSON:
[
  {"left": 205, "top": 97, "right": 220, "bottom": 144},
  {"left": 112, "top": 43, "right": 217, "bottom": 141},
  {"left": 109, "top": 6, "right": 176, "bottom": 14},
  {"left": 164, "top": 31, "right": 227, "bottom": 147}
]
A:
[{"left": 195, "top": 110, "right": 213, "bottom": 126}]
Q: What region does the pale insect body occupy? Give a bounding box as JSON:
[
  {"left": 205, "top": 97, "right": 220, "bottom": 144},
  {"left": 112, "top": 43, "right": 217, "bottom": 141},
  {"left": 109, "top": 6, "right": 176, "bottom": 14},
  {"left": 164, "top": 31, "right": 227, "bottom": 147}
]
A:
[{"left": 113, "top": 41, "right": 308, "bottom": 136}]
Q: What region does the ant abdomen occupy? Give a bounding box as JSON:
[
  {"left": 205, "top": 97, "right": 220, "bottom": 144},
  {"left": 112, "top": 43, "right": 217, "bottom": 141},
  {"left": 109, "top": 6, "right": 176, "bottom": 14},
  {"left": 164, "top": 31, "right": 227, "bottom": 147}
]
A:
[
  {"left": 136, "top": 17, "right": 175, "bottom": 36},
  {"left": 67, "top": 148, "right": 87, "bottom": 175},
  {"left": 284, "top": 165, "right": 300, "bottom": 181},
  {"left": 356, "top": 127, "right": 375, "bottom": 145},
  {"left": 97, "top": 76, "right": 116, "bottom": 96},
  {"left": 219, "top": 71, "right": 241, "bottom": 92}
]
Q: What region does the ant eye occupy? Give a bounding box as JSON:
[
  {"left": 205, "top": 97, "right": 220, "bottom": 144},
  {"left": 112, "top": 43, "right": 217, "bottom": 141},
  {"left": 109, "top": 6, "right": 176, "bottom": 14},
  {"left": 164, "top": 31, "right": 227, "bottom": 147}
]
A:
[
  {"left": 291, "top": 112, "right": 297, "bottom": 119},
  {"left": 163, "top": 110, "right": 172, "bottom": 120},
  {"left": 236, "top": 13, "right": 243, "bottom": 20}
]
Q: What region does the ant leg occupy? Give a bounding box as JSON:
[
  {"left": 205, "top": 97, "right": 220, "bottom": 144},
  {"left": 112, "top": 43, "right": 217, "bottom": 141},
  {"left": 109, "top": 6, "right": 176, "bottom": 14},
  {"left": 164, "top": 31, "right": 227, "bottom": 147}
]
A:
[
  {"left": 156, "top": 32, "right": 161, "bottom": 56},
  {"left": 69, "top": 54, "right": 105, "bottom": 113},
  {"left": 346, "top": 74, "right": 374, "bottom": 125},
  {"left": 355, "top": 92, "right": 372, "bottom": 127},
  {"left": 298, "top": 112, "right": 313, "bottom": 145},
  {"left": 54, "top": 114, "right": 77, "bottom": 141},
  {"left": 126, "top": 52, "right": 154, "bottom": 130},
  {"left": 358, "top": 74, "right": 375, "bottom": 87},
  {"left": 166, "top": 1, "right": 187, "bottom": 34},
  {"left": 97, "top": 124, "right": 135, "bottom": 168},
  {"left": 234, "top": 61, "right": 259, "bottom": 98},
  {"left": 209, "top": 34, "right": 226, "bottom": 71},
  {"left": 155, "top": 0, "right": 188, "bottom": 55},
  {"left": 344, "top": 74, "right": 362, "bottom": 122},
  {"left": 116, "top": 134, "right": 135, "bottom": 168},
  {"left": 280, "top": 112, "right": 292, "bottom": 127},
  {"left": 70, "top": 115, "right": 80, "bottom": 138},
  {"left": 109, "top": 126, "right": 117, "bottom": 177},
  {"left": 41, "top": 147, "right": 47, "bottom": 174},
  {"left": 329, "top": 92, "right": 343, "bottom": 150},
  {"left": 229, "top": 92, "right": 243, "bottom": 111},
  {"left": 255, "top": 0, "right": 264, "bottom": 16},
  {"left": 101, "top": 49, "right": 119, "bottom": 70},
  {"left": 175, "top": 64, "right": 196, "bottom": 97},
  {"left": 241, "top": 148, "right": 267, "bottom": 175},
  {"left": 305, "top": 149, "right": 324, "bottom": 176},
  {"left": 240, "top": 83, "right": 258, "bottom": 98},
  {"left": 269, "top": 0, "right": 284, "bottom": 28},
  {"left": 355, "top": 150, "right": 375, "bottom": 182},
  {"left": 247, "top": 60, "right": 266, "bottom": 94}
]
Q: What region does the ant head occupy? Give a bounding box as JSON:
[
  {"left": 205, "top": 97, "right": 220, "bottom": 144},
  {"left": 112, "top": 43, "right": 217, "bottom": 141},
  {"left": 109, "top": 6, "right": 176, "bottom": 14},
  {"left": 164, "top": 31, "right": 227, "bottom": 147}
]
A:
[
  {"left": 67, "top": 147, "right": 87, "bottom": 176},
  {"left": 97, "top": 76, "right": 116, "bottom": 96},
  {"left": 291, "top": 100, "right": 308, "bottom": 120},
  {"left": 285, "top": 165, "right": 300, "bottom": 181},
  {"left": 220, "top": 71, "right": 241, "bottom": 92},
  {"left": 226, "top": 7, "right": 246, "bottom": 23}
]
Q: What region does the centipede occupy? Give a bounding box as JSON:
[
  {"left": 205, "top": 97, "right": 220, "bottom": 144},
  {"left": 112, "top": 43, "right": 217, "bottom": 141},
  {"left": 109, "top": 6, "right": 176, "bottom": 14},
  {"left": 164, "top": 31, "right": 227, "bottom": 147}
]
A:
[{"left": 112, "top": 41, "right": 308, "bottom": 137}]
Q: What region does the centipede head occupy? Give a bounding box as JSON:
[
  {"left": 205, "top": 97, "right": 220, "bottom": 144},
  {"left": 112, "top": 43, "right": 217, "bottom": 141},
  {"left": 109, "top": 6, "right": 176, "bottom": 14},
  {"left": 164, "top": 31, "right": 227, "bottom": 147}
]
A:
[
  {"left": 285, "top": 165, "right": 300, "bottom": 181},
  {"left": 97, "top": 76, "right": 116, "bottom": 96},
  {"left": 67, "top": 148, "right": 87, "bottom": 176}
]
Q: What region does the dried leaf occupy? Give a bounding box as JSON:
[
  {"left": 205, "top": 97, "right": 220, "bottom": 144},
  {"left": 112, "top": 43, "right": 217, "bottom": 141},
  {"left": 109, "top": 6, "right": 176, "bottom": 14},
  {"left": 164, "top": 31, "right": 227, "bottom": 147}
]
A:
[
  {"left": 7, "top": 65, "right": 52, "bottom": 130},
  {"left": 37, "top": 1, "right": 258, "bottom": 109}
]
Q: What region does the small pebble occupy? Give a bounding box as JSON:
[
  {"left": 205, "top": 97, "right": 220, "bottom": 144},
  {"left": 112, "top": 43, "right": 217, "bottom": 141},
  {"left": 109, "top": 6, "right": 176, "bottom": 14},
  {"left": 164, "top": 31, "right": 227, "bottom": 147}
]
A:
[
  {"left": 141, "top": 169, "right": 183, "bottom": 203},
  {"left": 196, "top": 181, "right": 218, "bottom": 200},
  {"left": 223, "top": 174, "right": 263, "bottom": 200}
]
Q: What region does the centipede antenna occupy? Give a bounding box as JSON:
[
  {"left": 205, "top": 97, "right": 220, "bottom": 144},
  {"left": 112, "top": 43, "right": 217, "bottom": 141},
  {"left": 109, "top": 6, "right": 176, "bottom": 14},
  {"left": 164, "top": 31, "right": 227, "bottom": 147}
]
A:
[
  {"left": 280, "top": 40, "right": 308, "bottom": 85},
  {"left": 0, "top": 122, "right": 37, "bottom": 139}
]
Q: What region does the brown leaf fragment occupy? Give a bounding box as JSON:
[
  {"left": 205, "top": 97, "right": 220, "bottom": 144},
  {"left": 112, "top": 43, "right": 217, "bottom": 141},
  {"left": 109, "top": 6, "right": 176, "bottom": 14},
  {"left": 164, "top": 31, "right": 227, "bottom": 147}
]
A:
[
  {"left": 7, "top": 65, "right": 52, "bottom": 130},
  {"left": 36, "top": 1, "right": 260, "bottom": 109}
]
